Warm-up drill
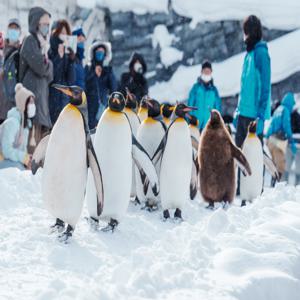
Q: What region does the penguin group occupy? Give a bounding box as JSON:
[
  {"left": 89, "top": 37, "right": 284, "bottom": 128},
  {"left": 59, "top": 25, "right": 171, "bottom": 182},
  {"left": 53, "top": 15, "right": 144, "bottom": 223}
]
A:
[{"left": 31, "top": 85, "right": 279, "bottom": 242}]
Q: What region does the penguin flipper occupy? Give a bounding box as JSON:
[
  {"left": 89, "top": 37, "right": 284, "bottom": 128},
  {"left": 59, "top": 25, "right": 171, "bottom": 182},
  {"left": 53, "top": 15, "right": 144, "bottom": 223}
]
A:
[
  {"left": 191, "top": 136, "right": 199, "bottom": 152},
  {"left": 190, "top": 155, "right": 198, "bottom": 200},
  {"left": 263, "top": 150, "right": 280, "bottom": 181},
  {"left": 152, "top": 134, "right": 167, "bottom": 166},
  {"left": 31, "top": 134, "right": 50, "bottom": 175},
  {"left": 231, "top": 143, "right": 252, "bottom": 176},
  {"left": 86, "top": 134, "right": 104, "bottom": 216},
  {"left": 132, "top": 135, "right": 159, "bottom": 196}
]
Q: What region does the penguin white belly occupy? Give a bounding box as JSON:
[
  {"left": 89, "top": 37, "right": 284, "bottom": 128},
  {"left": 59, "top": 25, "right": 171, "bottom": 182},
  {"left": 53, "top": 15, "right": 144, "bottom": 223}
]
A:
[
  {"left": 136, "top": 119, "right": 165, "bottom": 203},
  {"left": 124, "top": 108, "right": 140, "bottom": 198},
  {"left": 160, "top": 120, "right": 192, "bottom": 209},
  {"left": 86, "top": 109, "right": 132, "bottom": 221},
  {"left": 240, "top": 137, "right": 264, "bottom": 201},
  {"left": 43, "top": 105, "right": 87, "bottom": 227}
]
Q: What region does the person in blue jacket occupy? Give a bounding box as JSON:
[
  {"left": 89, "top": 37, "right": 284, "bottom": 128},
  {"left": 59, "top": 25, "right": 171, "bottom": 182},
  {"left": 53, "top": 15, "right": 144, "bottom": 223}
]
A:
[
  {"left": 72, "top": 28, "right": 86, "bottom": 89},
  {"left": 266, "top": 92, "right": 297, "bottom": 183},
  {"left": 187, "top": 60, "right": 221, "bottom": 131},
  {"left": 235, "top": 15, "right": 271, "bottom": 148},
  {"left": 0, "top": 83, "right": 36, "bottom": 170},
  {"left": 85, "top": 40, "right": 117, "bottom": 130},
  {"left": 48, "top": 19, "right": 76, "bottom": 125}
]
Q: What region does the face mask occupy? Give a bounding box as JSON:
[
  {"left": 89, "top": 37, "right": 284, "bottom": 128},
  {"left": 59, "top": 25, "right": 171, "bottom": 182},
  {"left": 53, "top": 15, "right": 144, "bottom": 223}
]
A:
[
  {"left": 59, "top": 34, "right": 67, "bottom": 42},
  {"left": 201, "top": 74, "right": 212, "bottom": 82},
  {"left": 39, "top": 24, "right": 49, "bottom": 37},
  {"left": 134, "top": 62, "right": 143, "bottom": 74},
  {"left": 7, "top": 29, "right": 20, "bottom": 42},
  {"left": 77, "top": 42, "right": 84, "bottom": 49},
  {"left": 27, "top": 103, "right": 36, "bottom": 118},
  {"left": 95, "top": 51, "right": 105, "bottom": 62}
]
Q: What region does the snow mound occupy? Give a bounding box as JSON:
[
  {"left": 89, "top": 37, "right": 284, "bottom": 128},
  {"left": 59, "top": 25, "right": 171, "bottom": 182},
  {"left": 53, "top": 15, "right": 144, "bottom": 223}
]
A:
[
  {"left": 150, "top": 29, "right": 300, "bottom": 101},
  {"left": 0, "top": 168, "right": 300, "bottom": 299}
]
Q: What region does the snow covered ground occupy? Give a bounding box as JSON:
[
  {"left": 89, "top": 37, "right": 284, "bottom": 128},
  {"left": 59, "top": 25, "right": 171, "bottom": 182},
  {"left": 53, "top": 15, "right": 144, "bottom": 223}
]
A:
[
  {"left": 1, "top": 167, "right": 300, "bottom": 300},
  {"left": 150, "top": 29, "right": 300, "bottom": 101}
]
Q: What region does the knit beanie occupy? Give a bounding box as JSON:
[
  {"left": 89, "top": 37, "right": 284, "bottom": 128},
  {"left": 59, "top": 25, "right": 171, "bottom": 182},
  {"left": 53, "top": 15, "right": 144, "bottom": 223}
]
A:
[{"left": 14, "top": 83, "right": 35, "bottom": 147}]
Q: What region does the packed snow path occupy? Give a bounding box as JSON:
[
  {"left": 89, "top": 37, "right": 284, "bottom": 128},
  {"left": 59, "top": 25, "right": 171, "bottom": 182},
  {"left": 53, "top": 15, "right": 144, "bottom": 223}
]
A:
[{"left": 0, "top": 168, "right": 300, "bottom": 300}]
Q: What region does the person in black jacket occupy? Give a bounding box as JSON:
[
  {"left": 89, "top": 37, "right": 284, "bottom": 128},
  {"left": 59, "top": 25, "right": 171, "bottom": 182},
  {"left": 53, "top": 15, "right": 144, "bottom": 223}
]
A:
[
  {"left": 119, "top": 52, "right": 148, "bottom": 104},
  {"left": 85, "top": 40, "right": 117, "bottom": 130},
  {"left": 48, "top": 19, "right": 75, "bottom": 125}
]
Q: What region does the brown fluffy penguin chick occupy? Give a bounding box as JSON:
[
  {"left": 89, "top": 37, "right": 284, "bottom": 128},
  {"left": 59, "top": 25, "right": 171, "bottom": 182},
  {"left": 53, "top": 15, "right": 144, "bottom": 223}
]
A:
[{"left": 199, "top": 110, "right": 252, "bottom": 208}]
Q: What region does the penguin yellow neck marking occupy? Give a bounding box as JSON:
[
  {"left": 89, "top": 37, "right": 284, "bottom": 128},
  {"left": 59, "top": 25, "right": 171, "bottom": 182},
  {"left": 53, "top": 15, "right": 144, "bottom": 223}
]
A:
[
  {"left": 106, "top": 108, "right": 122, "bottom": 117},
  {"left": 65, "top": 104, "right": 81, "bottom": 116},
  {"left": 138, "top": 107, "right": 147, "bottom": 115},
  {"left": 175, "top": 117, "right": 185, "bottom": 122},
  {"left": 248, "top": 133, "right": 256, "bottom": 138},
  {"left": 163, "top": 117, "right": 170, "bottom": 124},
  {"left": 124, "top": 107, "right": 132, "bottom": 114},
  {"left": 144, "top": 117, "right": 157, "bottom": 124}
]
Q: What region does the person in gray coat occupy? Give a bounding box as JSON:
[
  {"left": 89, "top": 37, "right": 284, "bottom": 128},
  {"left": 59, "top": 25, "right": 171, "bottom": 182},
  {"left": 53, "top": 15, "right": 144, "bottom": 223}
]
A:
[{"left": 19, "top": 7, "right": 53, "bottom": 144}]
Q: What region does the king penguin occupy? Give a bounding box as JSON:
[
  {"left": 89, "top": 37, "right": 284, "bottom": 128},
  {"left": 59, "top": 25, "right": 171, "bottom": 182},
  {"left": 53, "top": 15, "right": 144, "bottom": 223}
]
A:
[
  {"left": 152, "top": 103, "right": 197, "bottom": 220},
  {"left": 31, "top": 85, "right": 104, "bottom": 242},
  {"left": 135, "top": 98, "right": 166, "bottom": 210},
  {"left": 123, "top": 89, "right": 141, "bottom": 199},
  {"left": 240, "top": 121, "right": 279, "bottom": 206},
  {"left": 86, "top": 92, "right": 159, "bottom": 231}
]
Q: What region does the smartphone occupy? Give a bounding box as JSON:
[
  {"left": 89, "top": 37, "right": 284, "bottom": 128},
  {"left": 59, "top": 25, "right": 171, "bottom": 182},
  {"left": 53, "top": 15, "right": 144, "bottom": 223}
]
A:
[{"left": 64, "top": 35, "right": 77, "bottom": 54}]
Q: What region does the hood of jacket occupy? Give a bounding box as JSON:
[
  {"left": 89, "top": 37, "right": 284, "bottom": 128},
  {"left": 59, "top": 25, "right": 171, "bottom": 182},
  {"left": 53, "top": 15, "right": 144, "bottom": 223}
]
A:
[
  {"left": 7, "top": 107, "right": 21, "bottom": 122},
  {"left": 129, "top": 52, "right": 147, "bottom": 74},
  {"left": 281, "top": 92, "right": 295, "bottom": 113},
  {"left": 28, "top": 6, "right": 51, "bottom": 36},
  {"left": 88, "top": 40, "right": 112, "bottom": 66}
]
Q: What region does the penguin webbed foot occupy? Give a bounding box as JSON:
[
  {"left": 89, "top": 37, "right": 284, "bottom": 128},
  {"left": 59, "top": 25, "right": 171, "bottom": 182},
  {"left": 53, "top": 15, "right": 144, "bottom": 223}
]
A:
[
  {"left": 163, "top": 209, "right": 170, "bottom": 221},
  {"left": 50, "top": 218, "right": 65, "bottom": 234},
  {"left": 58, "top": 225, "right": 74, "bottom": 243},
  {"left": 133, "top": 196, "right": 141, "bottom": 206},
  {"left": 141, "top": 200, "right": 158, "bottom": 212},
  {"left": 174, "top": 208, "right": 183, "bottom": 222},
  {"left": 206, "top": 201, "right": 215, "bottom": 210},
  {"left": 241, "top": 200, "right": 247, "bottom": 207},
  {"left": 85, "top": 216, "right": 99, "bottom": 230},
  {"left": 101, "top": 218, "right": 119, "bottom": 233}
]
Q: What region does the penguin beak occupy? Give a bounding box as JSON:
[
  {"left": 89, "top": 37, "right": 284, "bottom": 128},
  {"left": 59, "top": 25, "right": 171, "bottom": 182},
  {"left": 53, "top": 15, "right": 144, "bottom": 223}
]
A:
[
  {"left": 146, "top": 100, "right": 153, "bottom": 108},
  {"left": 112, "top": 97, "right": 120, "bottom": 104},
  {"left": 183, "top": 106, "right": 197, "bottom": 112},
  {"left": 52, "top": 84, "right": 73, "bottom": 97}
]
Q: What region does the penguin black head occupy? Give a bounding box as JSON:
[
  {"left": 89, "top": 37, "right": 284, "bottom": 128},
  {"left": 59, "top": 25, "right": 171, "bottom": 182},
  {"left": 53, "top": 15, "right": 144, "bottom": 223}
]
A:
[
  {"left": 140, "top": 96, "right": 148, "bottom": 109},
  {"left": 125, "top": 88, "right": 138, "bottom": 110},
  {"left": 161, "top": 103, "right": 174, "bottom": 119},
  {"left": 209, "top": 109, "right": 223, "bottom": 128},
  {"left": 52, "top": 84, "right": 86, "bottom": 106},
  {"left": 189, "top": 115, "right": 199, "bottom": 127},
  {"left": 146, "top": 99, "right": 161, "bottom": 118},
  {"left": 174, "top": 103, "right": 197, "bottom": 119},
  {"left": 108, "top": 92, "right": 125, "bottom": 112},
  {"left": 248, "top": 121, "right": 257, "bottom": 133}
]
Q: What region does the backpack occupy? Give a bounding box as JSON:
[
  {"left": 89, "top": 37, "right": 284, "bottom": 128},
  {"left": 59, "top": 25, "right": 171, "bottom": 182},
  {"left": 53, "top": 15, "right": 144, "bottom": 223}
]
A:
[{"left": 2, "top": 49, "right": 20, "bottom": 103}]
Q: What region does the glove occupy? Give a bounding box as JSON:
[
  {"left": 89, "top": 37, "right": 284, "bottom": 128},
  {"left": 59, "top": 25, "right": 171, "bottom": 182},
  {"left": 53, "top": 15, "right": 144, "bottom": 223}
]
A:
[
  {"left": 291, "top": 142, "right": 297, "bottom": 155},
  {"left": 256, "top": 118, "right": 264, "bottom": 135}
]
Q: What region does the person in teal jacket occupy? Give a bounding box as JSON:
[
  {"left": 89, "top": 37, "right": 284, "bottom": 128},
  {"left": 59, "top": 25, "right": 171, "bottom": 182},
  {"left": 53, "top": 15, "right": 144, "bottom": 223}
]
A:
[
  {"left": 266, "top": 92, "right": 297, "bottom": 183},
  {"left": 235, "top": 15, "right": 271, "bottom": 148},
  {"left": 187, "top": 60, "right": 221, "bottom": 131},
  {"left": 0, "top": 83, "right": 36, "bottom": 170}
]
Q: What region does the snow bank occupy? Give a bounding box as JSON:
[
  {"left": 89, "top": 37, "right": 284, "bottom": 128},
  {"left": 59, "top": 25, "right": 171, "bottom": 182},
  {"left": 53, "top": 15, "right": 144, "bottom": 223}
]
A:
[
  {"left": 1, "top": 168, "right": 300, "bottom": 299},
  {"left": 172, "top": 0, "right": 300, "bottom": 30},
  {"left": 78, "top": 0, "right": 300, "bottom": 30},
  {"left": 77, "top": 0, "right": 169, "bottom": 14},
  {"left": 150, "top": 29, "right": 300, "bottom": 101}
]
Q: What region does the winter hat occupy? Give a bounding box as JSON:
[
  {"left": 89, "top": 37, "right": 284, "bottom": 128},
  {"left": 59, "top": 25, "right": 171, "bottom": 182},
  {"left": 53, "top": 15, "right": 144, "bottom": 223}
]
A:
[
  {"left": 202, "top": 60, "right": 212, "bottom": 71},
  {"left": 72, "top": 27, "right": 86, "bottom": 38},
  {"left": 15, "top": 83, "right": 35, "bottom": 114},
  {"left": 14, "top": 83, "right": 35, "bottom": 147},
  {"left": 8, "top": 18, "right": 21, "bottom": 29}
]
